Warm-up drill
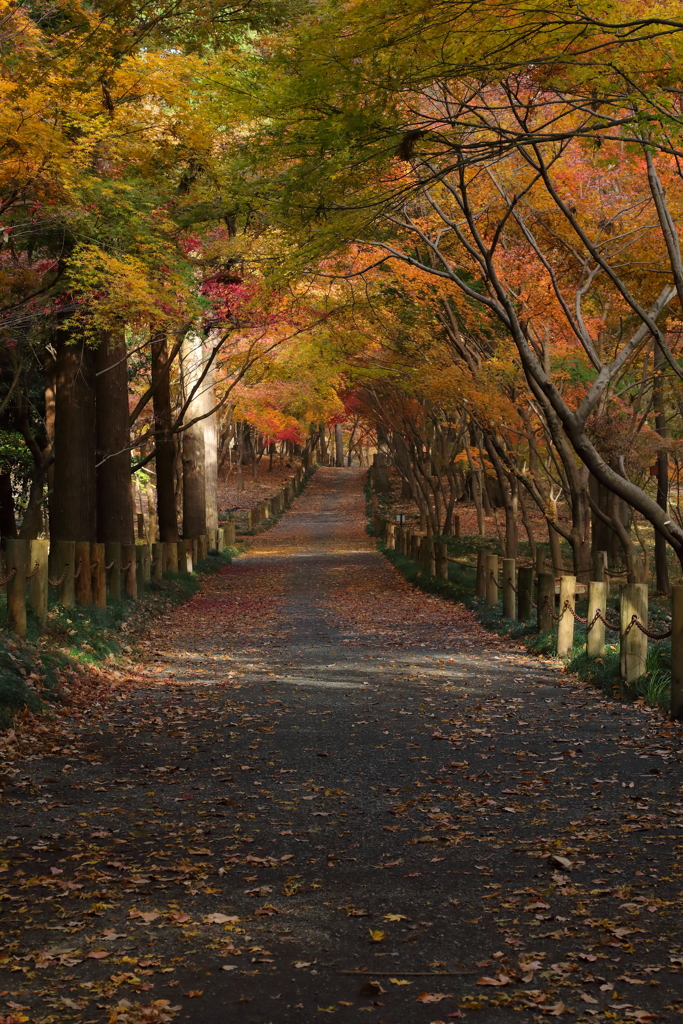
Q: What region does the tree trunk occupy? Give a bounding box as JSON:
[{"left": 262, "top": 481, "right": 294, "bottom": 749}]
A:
[
  {"left": 335, "top": 422, "right": 344, "bottom": 467},
  {"left": 653, "top": 344, "right": 670, "bottom": 595},
  {"left": 181, "top": 331, "right": 206, "bottom": 538},
  {"left": 51, "top": 333, "right": 96, "bottom": 542},
  {"left": 0, "top": 473, "right": 17, "bottom": 541},
  {"left": 95, "top": 330, "right": 134, "bottom": 544},
  {"left": 151, "top": 330, "right": 178, "bottom": 543},
  {"left": 203, "top": 344, "right": 218, "bottom": 531}
]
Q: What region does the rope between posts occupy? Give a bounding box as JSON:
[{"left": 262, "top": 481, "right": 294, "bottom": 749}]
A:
[
  {"left": 73, "top": 558, "right": 82, "bottom": 579},
  {"left": 490, "top": 571, "right": 503, "bottom": 590},
  {"left": 105, "top": 560, "right": 115, "bottom": 570},
  {"left": 0, "top": 566, "right": 17, "bottom": 586},
  {"left": 24, "top": 561, "right": 40, "bottom": 580},
  {"left": 90, "top": 561, "right": 98, "bottom": 572},
  {"left": 48, "top": 564, "right": 69, "bottom": 587},
  {"left": 506, "top": 576, "right": 518, "bottom": 594},
  {"left": 121, "top": 561, "right": 132, "bottom": 571}
]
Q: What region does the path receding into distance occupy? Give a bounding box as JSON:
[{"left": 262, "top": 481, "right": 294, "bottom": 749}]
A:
[{"left": 2, "top": 468, "right": 683, "bottom": 1024}]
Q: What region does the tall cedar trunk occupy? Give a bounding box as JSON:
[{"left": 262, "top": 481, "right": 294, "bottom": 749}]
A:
[
  {"left": 0, "top": 473, "right": 17, "bottom": 540},
  {"left": 653, "top": 344, "right": 670, "bottom": 595},
  {"left": 318, "top": 423, "right": 327, "bottom": 461},
  {"left": 95, "top": 330, "right": 134, "bottom": 544},
  {"left": 203, "top": 342, "right": 218, "bottom": 530},
  {"left": 51, "top": 333, "right": 96, "bottom": 542},
  {"left": 590, "top": 474, "right": 628, "bottom": 563},
  {"left": 181, "top": 331, "right": 207, "bottom": 538},
  {"left": 335, "top": 423, "right": 344, "bottom": 467},
  {"left": 44, "top": 350, "right": 56, "bottom": 505},
  {"left": 151, "top": 331, "right": 178, "bottom": 542}
]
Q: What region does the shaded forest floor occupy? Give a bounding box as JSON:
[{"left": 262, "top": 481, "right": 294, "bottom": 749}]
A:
[{"left": 1, "top": 469, "right": 683, "bottom": 1024}]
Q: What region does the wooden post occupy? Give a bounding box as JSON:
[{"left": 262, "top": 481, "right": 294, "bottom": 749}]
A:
[
  {"left": 475, "top": 549, "right": 487, "bottom": 598},
  {"left": 49, "top": 540, "right": 75, "bottom": 607},
  {"left": 437, "top": 541, "right": 449, "bottom": 581},
  {"left": 557, "top": 574, "right": 576, "bottom": 657},
  {"left": 537, "top": 572, "right": 555, "bottom": 632},
  {"left": 386, "top": 523, "right": 395, "bottom": 550},
  {"left": 28, "top": 539, "right": 49, "bottom": 624},
  {"left": 6, "top": 539, "right": 27, "bottom": 636},
  {"left": 207, "top": 528, "right": 217, "bottom": 551},
  {"left": 105, "top": 542, "right": 121, "bottom": 601},
  {"left": 191, "top": 538, "right": 198, "bottom": 565},
  {"left": 197, "top": 534, "right": 207, "bottom": 562},
  {"left": 502, "top": 557, "right": 516, "bottom": 619},
  {"left": 425, "top": 537, "right": 436, "bottom": 576},
  {"left": 671, "top": 586, "right": 683, "bottom": 721},
  {"left": 91, "top": 542, "right": 106, "bottom": 609},
  {"left": 142, "top": 543, "right": 151, "bottom": 582},
  {"left": 620, "top": 583, "right": 648, "bottom": 683},
  {"left": 586, "top": 580, "right": 606, "bottom": 657},
  {"left": 74, "top": 540, "right": 92, "bottom": 606},
  {"left": 135, "top": 545, "right": 146, "bottom": 596},
  {"left": 121, "top": 544, "right": 137, "bottom": 598},
  {"left": 166, "top": 541, "right": 179, "bottom": 573},
  {"left": 216, "top": 528, "right": 225, "bottom": 552},
  {"left": 485, "top": 553, "right": 499, "bottom": 606},
  {"left": 226, "top": 519, "right": 235, "bottom": 546},
  {"left": 185, "top": 539, "right": 195, "bottom": 573},
  {"left": 453, "top": 514, "right": 460, "bottom": 538},
  {"left": 518, "top": 566, "right": 533, "bottom": 621},
  {"left": 152, "top": 542, "right": 164, "bottom": 582}
]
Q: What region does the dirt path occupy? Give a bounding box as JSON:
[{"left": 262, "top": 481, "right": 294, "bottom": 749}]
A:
[{"left": 1, "top": 469, "right": 683, "bottom": 1024}]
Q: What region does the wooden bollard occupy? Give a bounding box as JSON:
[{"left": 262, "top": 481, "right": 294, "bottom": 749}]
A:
[
  {"left": 49, "top": 540, "right": 75, "bottom": 607},
  {"left": 226, "top": 519, "right": 235, "bottom": 546},
  {"left": 152, "top": 542, "right": 164, "bottom": 581},
  {"left": 518, "top": 566, "right": 533, "bottom": 621},
  {"left": 135, "top": 545, "right": 146, "bottom": 596},
  {"left": 437, "top": 541, "right": 448, "bottom": 580},
  {"left": 74, "top": 540, "right": 92, "bottom": 605},
  {"left": 207, "top": 529, "right": 216, "bottom": 551},
  {"left": 191, "top": 538, "right": 198, "bottom": 565},
  {"left": 453, "top": 514, "right": 461, "bottom": 538},
  {"left": 177, "top": 540, "right": 189, "bottom": 573},
  {"left": 91, "top": 542, "right": 106, "bottom": 609},
  {"left": 485, "top": 553, "right": 499, "bottom": 606},
  {"left": 671, "top": 586, "right": 683, "bottom": 720},
  {"left": 197, "top": 534, "right": 207, "bottom": 562},
  {"left": 166, "top": 541, "right": 179, "bottom": 573},
  {"left": 216, "top": 528, "right": 225, "bottom": 553},
  {"left": 386, "top": 523, "right": 395, "bottom": 550},
  {"left": 185, "top": 539, "right": 195, "bottom": 572},
  {"left": 620, "top": 583, "right": 648, "bottom": 683},
  {"left": 476, "top": 549, "right": 487, "bottom": 598},
  {"left": 425, "top": 537, "right": 436, "bottom": 576},
  {"left": 537, "top": 572, "right": 555, "bottom": 632},
  {"left": 29, "top": 538, "right": 49, "bottom": 624},
  {"left": 502, "top": 557, "right": 516, "bottom": 619},
  {"left": 586, "top": 581, "right": 606, "bottom": 657},
  {"left": 6, "top": 538, "right": 27, "bottom": 636},
  {"left": 557, "top": 574, "right": 576, "bottom": 657},
  {"left": 105, "top": 542, "right": 121, "bottom": 600},
  {"left": 121, "top": 544, "right": 137, "bottom": 598}
]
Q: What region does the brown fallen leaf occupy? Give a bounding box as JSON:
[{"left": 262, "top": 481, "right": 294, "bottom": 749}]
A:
[
  {"left": 477, "top": 975, "right": 511, "bottom": 987},
  {"left": 184, "top": 990, "right": 203, "bottom": 998},
  {"left": 85, "top": 950, "right": 110, "bottom": 959},
  {"left": 416, "top": 992, "right": 451, "bottom": 1003}
]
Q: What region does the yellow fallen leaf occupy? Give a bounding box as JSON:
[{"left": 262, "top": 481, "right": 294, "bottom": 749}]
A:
[
  {"left": 369, "top": 930, "right": 385, "bottom": 942},
  {"left": 390, "top": 977, "right": 412, "bottom": 986},
  {"left": 338, "top": 1001, "right": 353, "bottom": 1006},
  {"left": 384, "top": 913, "right": 408, "bottom": 922}
]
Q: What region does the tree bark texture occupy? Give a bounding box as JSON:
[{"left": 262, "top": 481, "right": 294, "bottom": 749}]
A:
[
  {"left": 95, "top": 330, "right": 134, "bottom": 544},
  {"left": 51, "top": 333, "right": 96, "bottom": 542},
  {"left": 181, "top": 331, "right": 207, "bottom": 538},
  {"left": 151, "top": 330, "right": 178, "bottom": 542}
]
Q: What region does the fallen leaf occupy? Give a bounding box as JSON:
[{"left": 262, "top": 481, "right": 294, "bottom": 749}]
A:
[
  {"left": 368, "top": 930, "right": 385, "bottom": 942},
  {"left": 417, "top": 992, "right": 451, "bottom": 1003}
]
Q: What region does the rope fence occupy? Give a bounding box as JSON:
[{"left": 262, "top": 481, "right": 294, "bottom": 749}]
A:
[{"left": 48, "top": 564, "right": 70, "bottom": 587}]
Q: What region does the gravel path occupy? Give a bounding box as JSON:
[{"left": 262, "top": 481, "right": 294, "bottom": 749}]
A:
[{"left": 1, "top": 468, "right": 682, "bottom": 1024}]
